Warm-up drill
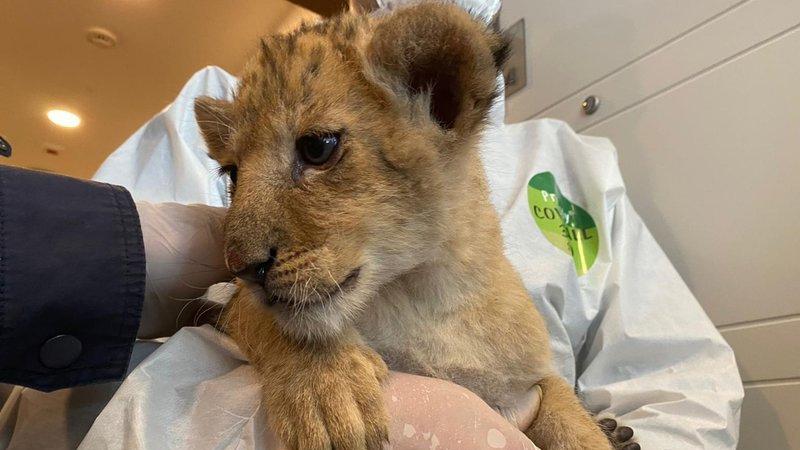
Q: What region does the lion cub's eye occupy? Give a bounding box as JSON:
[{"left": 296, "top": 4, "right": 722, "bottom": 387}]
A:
[{"left": 296, "top": 133, "right": 341, "bottom": 167}]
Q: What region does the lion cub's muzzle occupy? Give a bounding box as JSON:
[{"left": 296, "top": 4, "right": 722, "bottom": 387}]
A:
[
  {"left": 228, "top": 247, "right": 278, "bottom": 285},
  {"left": 226, "top": 246, "right": 361, "bottom": 308}
]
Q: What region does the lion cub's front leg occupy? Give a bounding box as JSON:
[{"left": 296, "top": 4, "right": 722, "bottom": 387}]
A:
[
  {"left": 525, "top": 376, "right": 614, "bottom": 450},
  {"left": 223, "top": 288, "right": 389, "bottom": 450}
]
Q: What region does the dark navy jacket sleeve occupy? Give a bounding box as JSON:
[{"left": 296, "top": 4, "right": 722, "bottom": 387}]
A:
[{"left": 0, "top": 166, "right": 145, "bottom": 391}]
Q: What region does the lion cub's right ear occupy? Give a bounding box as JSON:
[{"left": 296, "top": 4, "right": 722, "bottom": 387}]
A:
[
  {"left": 364, "top": 3, "right": 508, "bottom": 140},
  {"left": 194, "top": 96, "right": 234, "bottom": 161}
]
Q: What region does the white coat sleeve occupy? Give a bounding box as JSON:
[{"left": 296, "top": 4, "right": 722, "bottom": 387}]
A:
[{"left": 576, "top": 196, "right": 744, "bottom": 449}]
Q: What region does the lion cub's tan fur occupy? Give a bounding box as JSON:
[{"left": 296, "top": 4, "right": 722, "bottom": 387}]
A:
[{"left": 195, "top": 3, "right": 611, "bottom": 449}]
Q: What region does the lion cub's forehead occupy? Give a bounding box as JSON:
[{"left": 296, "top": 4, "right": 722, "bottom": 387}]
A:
[{"left": 234, "top": 14, "right": 372, "bottom": 114}]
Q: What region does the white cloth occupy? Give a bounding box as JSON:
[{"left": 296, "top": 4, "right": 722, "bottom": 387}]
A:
[
  {"left": 93, "top": 66, "right": 235, "bottom": 207},
  {"left": 82, "top": 66, "right": 744, "bottom": 449}
]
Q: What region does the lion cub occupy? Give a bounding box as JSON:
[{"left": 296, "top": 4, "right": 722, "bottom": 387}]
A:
[{"left": 195, "top": 3, "right": 616, "bottom": 449}]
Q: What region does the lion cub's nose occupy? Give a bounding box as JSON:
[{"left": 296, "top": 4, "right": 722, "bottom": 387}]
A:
[{"left": 230, "top": 248, "right": 277, "bottom": 285}]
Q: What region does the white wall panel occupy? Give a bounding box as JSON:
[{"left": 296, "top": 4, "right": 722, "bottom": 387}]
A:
[
  {"left": 739, "top": 382, "right": 800, "bottom": 450},
  {"left": 586, "top": 27, "right": 800, "bottom": 326},
  {"left": 721, "top": 318, "right": 800, "bottom": 382},
  {"left": 533, "top": 0, "right": 800, "bottom": 132},
  {"left": 499, "top": 0, "right": 742, "bottom": 123}
]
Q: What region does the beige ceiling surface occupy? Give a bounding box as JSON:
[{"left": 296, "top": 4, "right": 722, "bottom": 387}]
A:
[{"left": 0, "top": 0, "right": 318, "bottom": 179}]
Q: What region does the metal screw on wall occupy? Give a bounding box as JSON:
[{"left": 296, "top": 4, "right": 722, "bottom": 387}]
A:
[
  {"left": 0, "top": 136, "right": 11, "bottom": 157},
  {"left": 582, "top": 95, "right": 600, "bottom": 115}
]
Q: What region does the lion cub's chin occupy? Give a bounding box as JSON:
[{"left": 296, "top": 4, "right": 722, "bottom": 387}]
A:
[{"left": 240, "top": 274, "right": 369, "bottom": 342}]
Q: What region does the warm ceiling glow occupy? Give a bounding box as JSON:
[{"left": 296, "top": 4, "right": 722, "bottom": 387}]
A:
[{"left": 47, "top": 109, "right": 81, "bottom": 128}]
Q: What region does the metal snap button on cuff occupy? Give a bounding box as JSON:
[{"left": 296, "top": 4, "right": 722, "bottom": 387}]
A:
[{"left": 40, "top": 334, "right": 83, "bottom": 369}]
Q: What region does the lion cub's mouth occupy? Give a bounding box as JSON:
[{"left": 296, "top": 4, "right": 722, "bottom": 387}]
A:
[{"left": 264, "top": 266, "right": 362, "bottom": 308}]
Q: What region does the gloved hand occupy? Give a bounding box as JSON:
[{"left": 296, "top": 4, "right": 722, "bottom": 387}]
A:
[
  {"left": 136, "top": 202, "right": 231, "bottom": 339},
  {"left": 384, "top": 372, "right": 542, "bottom": 449}
]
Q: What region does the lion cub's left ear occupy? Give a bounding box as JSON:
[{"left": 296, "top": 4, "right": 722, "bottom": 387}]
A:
[
  {"left": 365, "top": 3, "right": 509, "bottom": 137},
  {"left": 194, "top": 96, "right": 235, "bottom": 161}
]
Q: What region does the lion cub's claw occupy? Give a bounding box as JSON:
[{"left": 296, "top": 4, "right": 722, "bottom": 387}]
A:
[
  {"left": 267, "top": 346, "right": 389, "bottom": 450},
  {"left": 598, "top": 418, "right": 640, "bottom": 450}
]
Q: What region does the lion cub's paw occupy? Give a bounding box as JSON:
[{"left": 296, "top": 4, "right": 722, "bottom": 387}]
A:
[
  {"left": 598, "top": 418, "right": 640, "bottom": 450},
  {"left": 265, "top": 345, "right": 389, "bottom": 450}
]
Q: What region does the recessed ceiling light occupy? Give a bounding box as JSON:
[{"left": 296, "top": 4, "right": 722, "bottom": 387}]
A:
[{"left": 47, "top": 109, "right": 81, "bottom": 128}]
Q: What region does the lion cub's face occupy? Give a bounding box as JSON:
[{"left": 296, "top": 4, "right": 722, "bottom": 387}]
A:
[{"left": 195, "top": 3, "right": 507, "bottom": 340}]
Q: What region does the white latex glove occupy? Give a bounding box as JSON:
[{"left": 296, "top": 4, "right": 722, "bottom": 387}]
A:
[
  {"left": 384, "top": 372, "right": 542, "bottom": 449},
  {"left": 136, "top": 202, "right": 230, "bottom": 339}
]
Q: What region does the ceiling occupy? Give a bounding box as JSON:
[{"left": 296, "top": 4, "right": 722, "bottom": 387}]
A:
[{"left": 0, "top": 0, "right": 319, "bottom": 179}]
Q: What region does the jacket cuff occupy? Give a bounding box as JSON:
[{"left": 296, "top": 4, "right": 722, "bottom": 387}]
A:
[{"left": 0, "top": 166, "right": 145, "bottom": 391}]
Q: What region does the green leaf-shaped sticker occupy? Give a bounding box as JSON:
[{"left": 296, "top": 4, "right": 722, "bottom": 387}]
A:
[{"left": 527, "top": 172, "right": 599, "bottom": 276}]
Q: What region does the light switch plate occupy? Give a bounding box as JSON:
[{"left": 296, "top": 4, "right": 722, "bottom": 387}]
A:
[{"left": 502, "top": 18, "right": 527, "bottom": 98}]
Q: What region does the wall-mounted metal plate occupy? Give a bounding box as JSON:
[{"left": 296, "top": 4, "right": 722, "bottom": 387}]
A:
[{"left": 502, "top": 18, "right": 527, "bottom": 98}]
